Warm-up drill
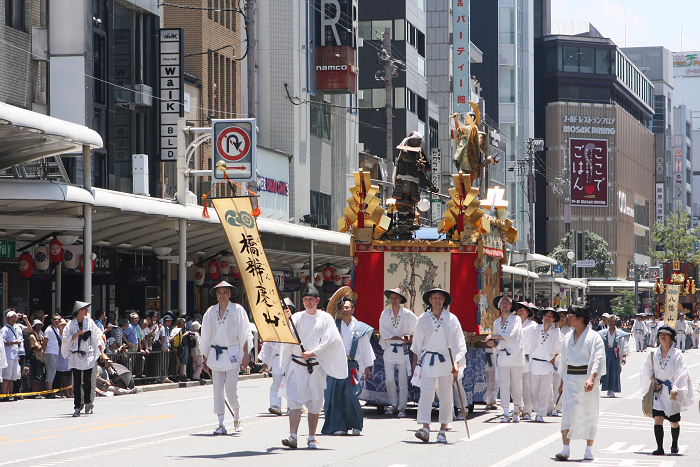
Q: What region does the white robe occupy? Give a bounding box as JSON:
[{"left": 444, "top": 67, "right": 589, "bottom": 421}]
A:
[
  {"left": 529, "top": 324, "right": 562, "bottom": 376},
  {"left": 61, "top": 317, "right": 104, "bottom": 371},
  {"left": 378, "top": 307, "right": 418, "bottom": 363},
  {"left": 200, "top": 302, "right": 253, "bottom": 372},
  {"left": 259, "top": 341, "right": 286, "bottom": 375},
  {"left": 340, "top": 317, "right": 376, "bottom": 372},
  {"left": 0, "top": 335, "right": 7, "bottom": 381},
  {"left": 521, "top": 318, "right": 537, "bottom": 373},
  {"left": 632, "top": 320, "right": 649, "bottom": 337},
  {"left": 411, "top": 309, "right": 466, "bottom": 378},
  {"left": 639, "top": 347, "right": 694, "bottom": 416},
  {"left": 492, "top": 313, "right": 524, "bottom": 367},
  {"left": 558, "top": 326, "right": 606, "bottom": 440},
  {"left": 278, "top": 310, "right": 347, "bottom": 403}
]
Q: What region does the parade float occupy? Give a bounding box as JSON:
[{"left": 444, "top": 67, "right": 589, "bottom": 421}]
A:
[
  {"left": 653, "top": 260, "right": 697, "bottom": 319},
  {"left": 338, "top": 111, "right": 517, "bottom": 412}
]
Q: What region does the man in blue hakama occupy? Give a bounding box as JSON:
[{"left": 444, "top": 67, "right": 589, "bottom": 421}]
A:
[
  {"left": 597, "top": 314, "right": 630, "bottom": 397},
  {"left": 322, "top": 291, "right": 375, "bottom": 436}
]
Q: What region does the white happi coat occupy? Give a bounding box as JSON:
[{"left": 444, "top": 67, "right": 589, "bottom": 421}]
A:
[
  {"left": 521, "top": 318, "right": 537, "bottom": 373},
  {"left": 492, "top": 313, "right": 524, "bottom": 367},
  {"left": 558, "top": 326, "right": 606, "bottom": 440},
  {"left": 279, "top": 310, "right": 347, "bottom": 402},
  {"left": 259, "top": 341, "right": 286, "bottom": 375},
  {"left": 640, "top": 347, "right": 694, "bottom": 416},
  {"left": 61, "top": 317, "right": 104, "bottom": 371},
  {"left": 200, "top": 302, "right": 253, "bottom": 372},
  {"left": 340, "top": 317, "right": 376, "bottom": 372},
  {"left": 529, "top": 324, "right": 562, "bottom": 376},
  {"left": 379, "top": 307, "right": 418, "bottom": 364},
  {"left": 411, "top": 309, "right": 466, "bottom": 378}
]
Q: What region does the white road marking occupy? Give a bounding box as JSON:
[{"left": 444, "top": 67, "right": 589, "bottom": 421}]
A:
[
  {"left": 626, "top": 372, "right": 640, "bottom": 379},
  {"left": 575, "top": 459, "right": 676, "bottom": 466},
  {"left": 459, "top": 422, "right": 508, "bottom": 442},
  {"left": 145, "top": 395, "right": 212, "bottom": 406},
  {"left": 0, "top": 418, "right": 61, "bottom": 429},
  {"left": 487, "top": 432, "right": 561, "bottom": 467}
]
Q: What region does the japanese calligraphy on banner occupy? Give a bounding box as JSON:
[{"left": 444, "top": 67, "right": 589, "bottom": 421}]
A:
[
  {"left": 665, "top": 284, "right": 680, "bottom": 328},
  {"left": 212, "top": 197, "right": 298, "bottom": 344},
  {"left": 570, "top": 138, "right": 608, "bottom": 207},
  {"left": 452, "top": 0, "right": 471, "bottom": 114}
]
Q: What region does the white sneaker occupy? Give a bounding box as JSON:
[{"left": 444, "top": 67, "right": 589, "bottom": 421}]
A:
[
  {"left": 512, "top": 414, "right": 520, "bottom": 423},
  {"left": 415, "top": 428, "right": 430, "bottom": 442},
  {"left": 213, "top": 424, "right": 227, "bottom": 435},
  {"left": 436, "top": 431, "right": 447, "bottom": 444}
]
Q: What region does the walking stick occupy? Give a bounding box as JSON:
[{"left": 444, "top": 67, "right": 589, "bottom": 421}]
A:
[
  {"left": 289, "top": 316, "right": 314, "bottom": 374},
  {"left": 448, "top": 347, "right": 470, "bottom": 438},
  {"left": 203, "top": 366, "right": 236, "bottom": 420}
]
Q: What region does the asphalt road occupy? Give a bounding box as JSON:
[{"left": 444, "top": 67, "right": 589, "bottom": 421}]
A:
[{"left": 1, "top": 340, "right": 699, "bottom": 467}]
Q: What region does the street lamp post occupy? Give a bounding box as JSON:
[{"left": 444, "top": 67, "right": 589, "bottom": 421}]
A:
[{"left": 629, "top": 260, "right": 648, "bottom": 313}]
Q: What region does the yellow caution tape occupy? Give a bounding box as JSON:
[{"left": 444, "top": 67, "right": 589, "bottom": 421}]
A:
[{"left": 2, "top": 385, "right": 73, "bottom": 398}]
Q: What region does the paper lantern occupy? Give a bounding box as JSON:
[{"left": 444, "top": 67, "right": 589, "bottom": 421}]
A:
[
  {"left": 314, "top": 271, "right": 323, "bottom": 287},
  {"left": 63, "top": 246, "right": 80, "bottom": 270},
  {"left": 333, "top": 273, "right": 342, "bottom": 286},
  {"left": 323, "top": 265, "right": 333, "bottom": 282},
  {"left": 208, "top": 260, "right": 220, "bottom": 280},
  {"left": 231, "top": 264, "right": 241, "bottom": 279},
  {"left": 194, "top": 267, "right": 205, "bottom": 286},
  {"left": 79, "top": 254, "right": 96, "bottom": 274},
  {"left": 35, "top": 245, "right": 49, "bottom": 271},
  {"left": 49, "top": 238, "right": 63, "bottom": 263},
  {"left": 219, "top": 258, "right": 231, "bottom": 274},
  {"left": 341, "top": 275, "right": 351, "bottom": 287},
  {"left": 18, "top": 253, "right": 33, "bottom": 278}
]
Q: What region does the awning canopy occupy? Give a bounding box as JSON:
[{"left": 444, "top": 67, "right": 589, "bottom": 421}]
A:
[
  {"left": 502, "top": 265, "right": 539, "bottom": 279},
  {"left": 587, "top": 280, "right": 654, "bottom": 290},
  {"left": 0, "top": 181, "right": 352, "bottom": 270},
  {"left": 0, "top": 102, "right": 103, "bottom": 170}
]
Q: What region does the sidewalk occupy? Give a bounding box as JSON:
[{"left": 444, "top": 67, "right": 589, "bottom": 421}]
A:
[{"left": 137, "top": 372, "right": 268, "bottom": 393}]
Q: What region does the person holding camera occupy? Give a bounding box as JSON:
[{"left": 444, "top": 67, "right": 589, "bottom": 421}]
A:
[{"left": 61, "top": 301, "right": 104, "bottom": 417}]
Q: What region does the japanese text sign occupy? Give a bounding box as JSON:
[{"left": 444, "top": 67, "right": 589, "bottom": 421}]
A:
[
  {"left": 452, "top": 0, "right": 470, "bottom": 114},
  {"left": 212, "top": 197, "right": 298, "bottom": 344},
  {"left": 570, "top": 138, "right": 608, "bottom": 207},
  {"left": 665, "top": 284, "right": 680, "bottom": 328}
]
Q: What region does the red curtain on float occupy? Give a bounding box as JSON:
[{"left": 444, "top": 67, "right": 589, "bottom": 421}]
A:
[
  {"left": 450, "top": 252, "right": 480, "bottom": 334},
  {"left": 353, "top": 252, "right": 385, "bottom": 329}
]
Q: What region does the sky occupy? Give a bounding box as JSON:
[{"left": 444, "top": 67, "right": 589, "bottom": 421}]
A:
[{"left": 552, "top": 0, "right": 700, "bottom": 52}]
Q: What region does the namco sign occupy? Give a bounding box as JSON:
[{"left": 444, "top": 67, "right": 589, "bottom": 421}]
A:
[{"left": 315, "top": 0, "right": 358, "bottom": 94}]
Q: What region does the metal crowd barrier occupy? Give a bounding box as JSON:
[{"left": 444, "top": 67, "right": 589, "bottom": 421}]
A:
[{"left": 107, "top": 351, "right": 170, "bottom": 382}]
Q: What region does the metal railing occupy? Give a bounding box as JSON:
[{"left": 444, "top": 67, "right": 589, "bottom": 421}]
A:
[{"left": 107, "top": 351, "right": 170, "bottom": 382}]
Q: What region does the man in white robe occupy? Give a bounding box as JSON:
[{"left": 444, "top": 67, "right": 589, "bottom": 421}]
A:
[
  {"left": 201, "top": 281, "right": 253, "bottom": 435},
  {"left": 529, "top": 307, "right": 562, "bottom": 422},
  {"left": 550, "top": 308, "right": 571, "bottom": 415},
  {"left": 279, "top": 284, "right": 347, "bottom": 449},
  {"left": 632, "top": 314, "right": 649, "bottom": 352},
  {"left": 517, "top": 303, "right": 537, "bottom": 419},
  {"left": 378, "top": 288, "right": 417, "bottom": 417},
  {"left": 675, "top": 313, "right": 690, "bottom": 352},
  {"left": 411, "top": 288, "right": 466, "bottom": 444},
  {"left": 259, "top": 298, "right": 296, "bottom": 416},
  {"left": 555, "top": 306, "right": 606, "bottom": 461},
  {"left": 61, "top": 301, "right": 105, "bottom": 417}
]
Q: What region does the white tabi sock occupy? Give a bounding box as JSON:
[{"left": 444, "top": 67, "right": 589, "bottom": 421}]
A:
[
  {"left": 584, "top": 446, "right": 594, "bottom": 458},
  {"left": 559, "top": 445, "right": 570, "bottom": 457},
  {"left": 233, "top": 408, "right": 240, "bottom": 420},
  {"left": 503, "top": 407, "right": 510, "bottom": 417},
  {"left": 218, "top": 414, "right": 225, "bottom": 426},
  {"left": 308, "top": 435, "right": 316, "bottom": 441}
]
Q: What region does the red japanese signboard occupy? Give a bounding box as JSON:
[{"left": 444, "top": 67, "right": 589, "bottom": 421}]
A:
[{"left": 570, "top": 138, "right": 608, "bottom": 207}]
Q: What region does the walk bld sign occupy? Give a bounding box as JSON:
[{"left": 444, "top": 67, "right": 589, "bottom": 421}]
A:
[{"left": 212, "top": 119, "right": 256, "bottom": 182}]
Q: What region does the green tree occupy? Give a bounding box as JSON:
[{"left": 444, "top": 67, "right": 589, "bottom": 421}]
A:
[
  {"left": 611, "top": 290, "right": 636, "bottom": 317},
  {"left": 548, "top": 230, "right": 612, "bottom": 278},
  {"left": 649, "top": 209, "right": 700, "bottom": 262}
]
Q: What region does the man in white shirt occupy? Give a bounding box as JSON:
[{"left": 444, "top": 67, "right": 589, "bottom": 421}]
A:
[
  {"left": 631, "top": 314, "right": 649, "bottom": 352},
  {"left": 1, "top": 310, "right": 23, "bottom": 401},
  {"left": 378, "top": 288, "right": 417, "bottom": 418},
  {"left": 42, "top": 314, "right": 63, "bottom": 398},
  {"left": 675, "top": 313, "right": 690, "bottom": 352}
]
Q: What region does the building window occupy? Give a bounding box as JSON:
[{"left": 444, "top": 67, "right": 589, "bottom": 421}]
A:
[
  {"left": 359, "top": 87, "right": 388, "bottom": 108},
  {"left": 406, "top": 89, "right": 416, "bottom": 114},
  {"left": 394, "top": 87, "right": 405, "bottom": 108},
  {"left": 417, "top": 95, "right": 426, "bottom": 122},
  {"left": 310, "top": 94, "right": 331, "bottom": 140},
  {"left": 406, "top": 22, "right": 425, "bottom": 57},
  {"left": 499, "top": 66, "right": 516, "bottom": 103},
  {"left": 546, "top": 46, "right": 562, "bottom": 72},
  {"left": 5, "top": 0, "right": 24, "bottom": 30},
  {"left": 429, "top": 118, "right": 439, "bottom": 151},
  {"left": 499, "top": 7, "right": 515, "bottom": 45},
  {"left": 358, "top": 19, "right": 392, "bottom": 41},
  {"left": 595, "top": 48, "right": 611, "bottom": 74},
  {"left": 579, "top": 47, "right": 594, "bottom": 73},
  {"left": 563, "top": 46, "right": 578, "bottom": 72},
  {"left": 93, "top": 33, "right": 107, "bottom": 106},
  {"left": 310, "top": 190, "right": 331, "bottom": 230}
]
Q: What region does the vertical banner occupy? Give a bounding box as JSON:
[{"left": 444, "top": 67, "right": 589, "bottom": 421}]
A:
[
  {"left": 431, "top": 148, "right": 442, "bottom": 224},
  {"left": 452, "top": 0, "right": 471, "bottom": 114},
  {"left": 665, "top": 284, "right": 680, "bottom": 328},
  {"left": 570, "top": 138, "right": 608, "bottom": 206},
  {"left": 160, "top": 28, "right": 184, "bottom": 161},
  {"left": 212, "top": 197, "right": 298, "bottom": 344}
]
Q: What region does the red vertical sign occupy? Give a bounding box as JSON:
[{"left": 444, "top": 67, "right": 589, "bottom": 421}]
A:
[{"left": 570, "top": 138, "right": 608, "bottom": 207}]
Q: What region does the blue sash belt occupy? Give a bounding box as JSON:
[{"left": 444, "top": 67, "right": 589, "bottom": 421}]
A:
[
  {"left": 532, "top": 357, "right": 558, "bottom": 372},
  {"left": 499, "top": 348, "right": 511, "bottom": 356},
  {"left": 211, "top": 345, "right": 228, "bottom": 360},
  {"left": 655, "top": 379, "right": 673, "bottom": 393},
  {"left": 390, "top": 343, "right": 403, "bottom": 353},
  {"left": 425, "top": 351, "right": 445, "bottom": 366}
]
